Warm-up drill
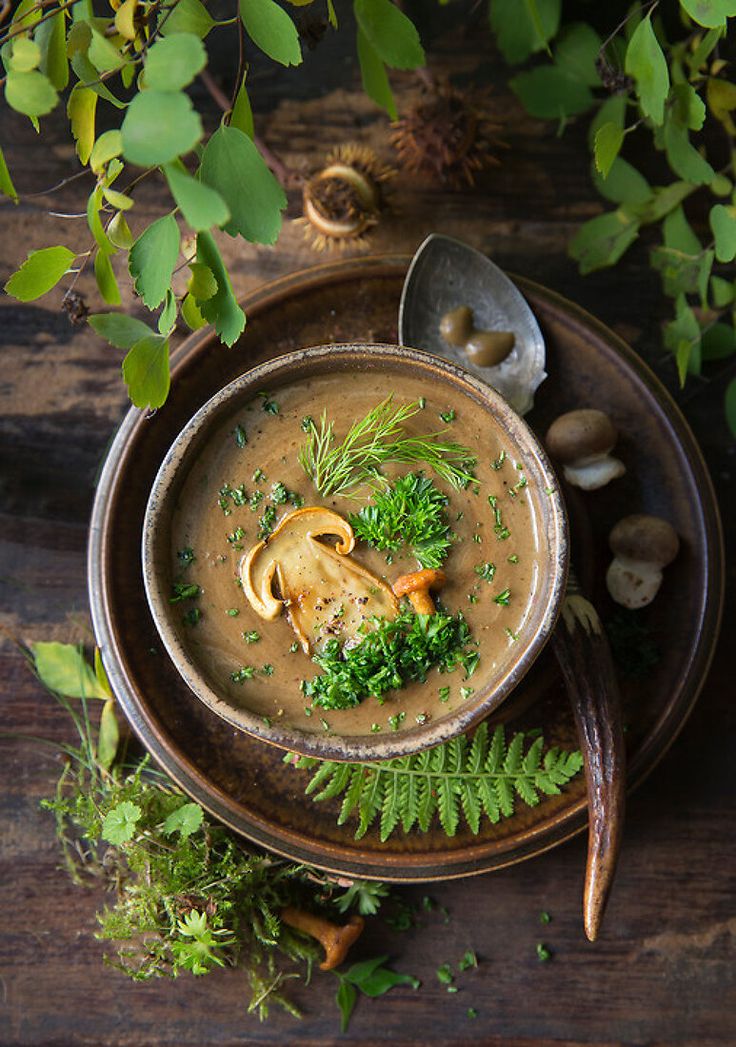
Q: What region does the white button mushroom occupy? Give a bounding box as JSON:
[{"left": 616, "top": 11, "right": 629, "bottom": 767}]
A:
[
  {"left": 545, "top": 409, "right": 626, "bottom": 491},
  {"left": 606, "top": 514, "right": 680, "bottom": 609}
]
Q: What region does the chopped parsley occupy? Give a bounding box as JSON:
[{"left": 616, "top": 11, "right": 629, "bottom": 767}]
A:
[
  {"left": 460, "top": 686, "right": 474, "bottom": 700},
  {"left": 258, "top": 391, "right": 279, "bottom": 414},
  {"left": 459, "top": 950, "right": 478, "bottom": 970},
  {"left": 388, "top": 712, "right": 405, "bottom": 731},
  {"left": 491, "top": 450, "right": 506, "bottom": 470},
  {"left": 507, "top": 554, "right": 519, "bottom": 564},
  {"left": 169, "top": 582, "right": 200, "bottom": 603},
  {"left": 226, "top": 608, "right": 240, "bottom": 617},
  {"left": 252, "top": 468, "right": 266, "bottom": 483},
  {"left": 349, "top": 472, "right": 454, "bottom": 570},
  {"left": 539, "top": 911, "right": 551, "bottom": 925},
  {"left": 505, "top": 627, "right": 519, "bottom": 642},
  {"left": 289, "top": 642, "right": 300, "bottom": 653},
  {"left": 439, "top": 408, "right": 456, "bottom": 423},
  {"left": 418, "top": 396, "right": 426, "bottom": 409},
  {"left": 302, "top": 607, "right": 478, "bottom": 711},
  {"left": 261, "top": 664, "right": 274, "bottom": 676},
  {"left": 230, "top": 666, "right": 255, "bottom": 683},
  {"left": 248, "top": 490, "right": 264, "bottom": 511},
  {"left": 233, "top": 423, "right": 247, "bottom": 448},
  {"left": 258, "top": 504, "right": 277, "bottom": 538},
  {"left": 536, "top": 943, "right": 552, "bottom": 962},
  {"left": 474, "top": 561, "right": 496, "bottom": 582},
  {"left": 227, "top": 526, "right": 245, "bottom": 546},
  {"left": 494, "top": 588, "right": 511, "bottom": 606},
  {"left": 242, "top": 630, "right": 260, "bottom": 643},
  {"left": 182, "top": 608, "right": 201, "bottom": 627},
  {"left": 488, "top": 494, "right": 511, "bottom": 540},
  {"left": 177, "top": 546, "right": 195, "bottom": 567},
  {"left": 438, "top": 686, "right": 450, "bottom": 702},
  {"left": 271, "top": 481, "right": 289, "bottom": 505},
  {"left": 436, "top": 963, "right": 453, "bottom": 985}
]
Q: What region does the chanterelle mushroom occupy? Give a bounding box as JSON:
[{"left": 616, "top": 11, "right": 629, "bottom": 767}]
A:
[
  {"left": 240, "top": 507, "right": 398, "bottom": 653},
  {"left": 546, "top": 409, "right": 625, "bottom": 491},
  {"left": 606, "top": 514, "right": 680, "bottom": 609}
]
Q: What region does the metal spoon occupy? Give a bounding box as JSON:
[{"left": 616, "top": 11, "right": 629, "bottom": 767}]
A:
[{"left": 399, "top": 234, "right": 626, "bottom": 941}]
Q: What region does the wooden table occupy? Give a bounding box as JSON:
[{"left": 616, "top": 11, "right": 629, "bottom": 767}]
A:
[{"left": 2, "top": 10, "right": 734, "bottom": 1046}]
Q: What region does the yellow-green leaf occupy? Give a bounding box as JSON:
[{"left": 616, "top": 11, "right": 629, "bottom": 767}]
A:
[
  {"left": 31, "top": 641, "right": 109, "bottom": 699},
  {"left": 121, "top": 90, "right": 203, "bottom": 166},
  {"left": 94, "top": 250, "right": 122, "bottom": 305},
  {"left": 122, "top": 334, "right": 171, "bottom": 408},
  {"left": 88, "top": 27, "right": 125, "bottom": 73},
  {"left": 94, "top": 647, "right": 113, "bottom": 697},
  {"left": 710, "top": 204, "right": 736, "bottom": 262},
  {"left": 181, "top": 292, "right": 207, "bottom": 329},
  {"left": 5, "top": 245, "right": 76, "bottom": 301},
  {"left": 9, "top": 37, "right": 41, "bottom": 72},
  {"left": 114, "top": 0, "right": 139, "bottom": 40},
  {"left": 67, "top": 85, "right": 97, "bottom": 164},
  {"left": 87, "top": 187, "right": 116, "bottom": 255},
  {"left": 593, "top": 122, "right": 624, "bottom": 178},
  {"left": 624, "top": 14, "right": 669, "bottom": 125},
  {"left": 5, "top": 69, "right": 58, "bottom": 118},
  {"left": 90, "top": 128, "right": 123, "bottom": 173},
  {"left": 188, "top": 261, "right": 217, "bottom": 300},
  {"left": 36, "top": 11, "right": 69, "bottom": 90},
  {"left": 0, "top": 146, "right": 18, "bottom": 203},
  {"left": 102, "top": 186, "right": 134, "bottom": 210},
  {"left": 108, "top": 210, "right": 134, "bottom": 249},
  {"left": 97, "top": 697, "right": 120, "bottom": 770},
  {"left": 161, "top": 0, "right": 215, "bottom": 39},
  {"left": 707, "top": 76, "right": 736, "bottom": 134}
]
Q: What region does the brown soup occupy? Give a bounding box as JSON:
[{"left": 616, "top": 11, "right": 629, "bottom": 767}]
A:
[{"left": 169, "top": 369, "right": 546, "bottom": 741}]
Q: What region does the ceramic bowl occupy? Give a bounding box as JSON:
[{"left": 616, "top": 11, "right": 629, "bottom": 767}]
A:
[{"left": 142, "top": 343, "right": 568, "bottom": 761}]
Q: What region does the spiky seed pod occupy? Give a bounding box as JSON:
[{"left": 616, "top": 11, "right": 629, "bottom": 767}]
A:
[
  {"left": 390, "top": 79, "right": 507, "bottom": 188},
  {"left": 297, "top": 144, "right": 395, "bottom": 252}
]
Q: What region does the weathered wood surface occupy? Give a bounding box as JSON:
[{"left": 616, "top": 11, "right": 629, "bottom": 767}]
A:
[{"left": 1, "top": 10, "right": 735, "bottom": 1046}]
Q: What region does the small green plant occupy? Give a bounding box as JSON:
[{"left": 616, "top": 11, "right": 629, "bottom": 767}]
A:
[
  {"left": 286, "top": 722, "right": 583, "bottom": 840},
  {"left": 0, "top": 0, "right": 425, "bottom": 409},
  {"left": 487, "top": 0, "right": 736, "bottom": 434}
]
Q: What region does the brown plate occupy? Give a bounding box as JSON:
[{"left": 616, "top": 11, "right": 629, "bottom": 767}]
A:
[{"left": 88, "top": 255, "right": 723, "bottom": 881}]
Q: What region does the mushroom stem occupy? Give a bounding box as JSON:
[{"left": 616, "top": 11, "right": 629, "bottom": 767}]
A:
[
  {"left": 552, "top": 579, "right": 626, "bottom": 943},
  {"left": 393, "top": 568, "right": 447, "bottom": 615},
  {"left": 280, "top": 907, "right": 365, "bottom": 970}
]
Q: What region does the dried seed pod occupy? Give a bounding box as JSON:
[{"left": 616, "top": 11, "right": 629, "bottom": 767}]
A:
[
  {"left": 390, "top": 78, "right": 507, "bottom": 187},
  {"left": 297, "top": 144, "right": 395, "bottom": 251}
]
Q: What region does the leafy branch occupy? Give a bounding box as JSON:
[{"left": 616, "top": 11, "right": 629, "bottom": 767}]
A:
[
  {"left": 488, "top": 0, "right": 736, "bottom": 433},
  {"left": 286, "top": 722, "right": 584, "bottom": 841},
  {"left": 1, "top": 0, "right": 426, "bottom": 409}
]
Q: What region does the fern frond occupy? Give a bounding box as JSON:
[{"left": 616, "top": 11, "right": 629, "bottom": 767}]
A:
[{"left": 287, "top": 726, "right": 583, "bottom": 842}]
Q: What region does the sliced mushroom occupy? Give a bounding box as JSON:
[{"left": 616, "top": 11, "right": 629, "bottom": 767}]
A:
[
  {"left": 240, "top": 507, "right": 398, "bottom": 653},
  {"left": 606, "top": 514, "right": 680, "bottom": 609},
  {"left": 546, "top": 409, "right": 625, "bottom": 491},
  {"left": 393, "top": 568, "right": 446, "bottom": 614}
]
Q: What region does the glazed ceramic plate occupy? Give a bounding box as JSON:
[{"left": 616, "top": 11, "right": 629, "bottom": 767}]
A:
[{"left": 88, "top": 255, "right": 723, "bottom": 881}]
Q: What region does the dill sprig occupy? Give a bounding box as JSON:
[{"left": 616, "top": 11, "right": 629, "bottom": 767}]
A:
[{"left": 298, "top": 396, "right": 477, "bottom": 497}]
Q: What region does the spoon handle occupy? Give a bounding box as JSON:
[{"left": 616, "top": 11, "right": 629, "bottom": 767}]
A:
[{"left": 551, "top": 578, "right": 626, "bottom": 942}]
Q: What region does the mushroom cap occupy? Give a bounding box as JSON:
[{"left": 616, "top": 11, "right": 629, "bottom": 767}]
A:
[
  {"left": 608, "top": 514, "right": 680, "bottom": 568},
  {"left": 393, "top": 568, "right": 447, "bottom": 598},
  {"left": 546, "top": 409, "right": 618, "bottom": 464}
]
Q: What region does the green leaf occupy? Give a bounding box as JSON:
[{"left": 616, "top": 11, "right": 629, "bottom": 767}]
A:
[
  {"left": 0, "top": 146, "right": 18, "bottom": 203},
  {"left": 709, "top": 203, "right": 736, "bottom": 262},
  {"left": 182, "top": 292, "right": 207, "bottom": 329},
  {"left": 67, "top": 85, "right": 97, "bottom": 164},
  {"left": 701, "top": 323, "right": 736, "bottom": 360},
  {"left": 164, "top": 163, "right": 230, "bottom": 230},
  {"left": 163, "top": 802, "right": 204, "bottom": 838},
  {"left": 195, "top": 231, "right": 247, "bottom": 345},
  {"left": 87, "top": 187, "right": 116, "bottom": 256},
  {"left": 144, "top": 32, "right": 207, "bottom": 90},
  {"left": 680, "top": 0, "right": 732, "bottom": 28},
  {"left": 670, "top": 82, "right": 706, "bottom": 132},
  {"left": 158, "top": 289, "right": 177, "bottom": 334},
  {"left": 663, "top": 296, "right": 701, "bottom": 384},
  {"left": 336, "top": 979, "right": 358, "bottom": 1034},
  {"left": 489, "top": 0, "right": 560, "bottom": 64},
  {"left": 88, "top": 27, "right": 124, "bottom": 73},
  {"left": 199, "top": 126, "right": 286, "bottom": 244},
  {"left": 97, "top": 697, "right": 120, "bottom": 771},
  {"left": 354, "top": 966, "right": 420, "bottom": 997},
  {"left": 9, "top": 38, "right": 41, "bottom": 73},
  {"left": 239, "top": 0, "right": 302, "bottom": 67},
  {"left": 70, "top": 53, "right": 126, "bottom": 108},
  {"left": 593, "top": 157, "right": 651, "bottom": 205},
  {"left": 5, "top": 245, "right": 75, "bottom": 301},
  {"left": 89, "top": 312, "right": 154, "bottom": 348},
  {"left": 36, "top": 11, "right": 69, "bottom": 91},
  {"left": 188, "top": 262, "right": 218, "bottom": 300},
  {"left": 90, "top": 129, "right": 123, "bottom": 173},
  {"left": 569, "top": 210, "right": 640, "bottom": 274},
  {"left": 102, "top": 801, "right": 142, "bottom": 844},
  {"left": 554, "top": 22, "right": 601, "bottom": 86},
  {"left": 121, "top": 90, "right": 203, "bottom": 167},
  {"left": 5, "top": 69, "right": 58, "bottom": 118},
  {"left": 353, "top": 0, "right": 424, "bottom": 70},
  {"left": 161, "top": 0, "right": 215, "bottom": 38},
  {"left": 108, "top": 211, "right": 134, "bottom": 249},
  {"left": 230, "top": 76, "right": 254, "bottom": 138},
  {"left": 588, "top": 94, "right": 626, "bottom": 149},
  {"left": 632, "top": 181, "right": 695, "bottom": 224},
  {"left": 510, "top": 66, "right": 593, "bottom": 119},
  {"left": 94, "top": 250, "right": 121, "bottom": 305},
  {"left": 663, "top": 116, "right": 714, "bottom": 185},
  {"left": 593, "top": 122, "right": 624, "bottom": 179},
  {"left": 129, "top": 214, "right": 180, "bottom": 308},
  {"left": 102, "top": 186, "right": 133, "bottom": 211},
  {"left": 651, "top": 245, "right": 712, "bottom": 299},
  {"left": 10, "top": 0, "right": 42, "bottom": 32},
  {"left": 725, "top": 376, "right": 736, "bottom": 437},
  {"left": 710, "top": 275, "right": 735, "bottom": 307},
  {"left": 624, "top": 15, "right": 669, "bottom": 125},
  {"left": 31, "top": 641, "right": 109, "bottom": 699},
  {"left": 122, "top": 335, "right": 171, "bottom": 408},
  {"left": 663, "top": 205, "right": 701, "bottom": 254},
  {"left": 356, "top": 26, "right": 395, "bottom": 120}
]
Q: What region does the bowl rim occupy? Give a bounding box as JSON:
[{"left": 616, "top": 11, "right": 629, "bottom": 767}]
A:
[{"left": 142, "top": 341, "right": 569, "bottom": 761}]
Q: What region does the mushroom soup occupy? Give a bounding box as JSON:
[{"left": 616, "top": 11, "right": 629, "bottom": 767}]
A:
[{"left": 169, "top": 371, "right": 546, "bottom": 739}]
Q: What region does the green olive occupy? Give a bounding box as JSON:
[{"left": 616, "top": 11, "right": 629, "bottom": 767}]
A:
[{"left": 464, "top": 330, "right": 515, "bottom": 367}]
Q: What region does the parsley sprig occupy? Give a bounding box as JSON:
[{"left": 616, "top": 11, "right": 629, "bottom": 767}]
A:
[
  {"left": 349, "top": 472, "right": 454, "bottom": 569},
  {"left": 302, "top": 607, "right": 478, "bottom": 711}
]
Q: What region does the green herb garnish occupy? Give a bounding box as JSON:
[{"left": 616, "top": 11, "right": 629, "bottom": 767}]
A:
[
  {"left": 349, "top": 472, "right": 454, "bottom": 569},
  {"left": 227, "top": 525, "right": 245, "bottom": 546},
  {"left": 298, "top": 396, "right": 476, "bottom": 497},
  {"left": 182, "top": 608, "right": 201, "bottom": 627},
  {"left": 252, "top": 468, "right": 266, "bottom": 483},
  {"left": 438, "top": 686, "right": 450, "bottom": 702},
  {"left": 177, "top": 546, "right": 195, "bottom": 567},
  {"left": 436, "top": 963, "right": 453, "bottom": 984},
  {"left": 261, "top": 664, "right": 274, "bottom": 676},
  {"left": 230, "top": 666, "right": 255, "bottom": 683},
  {"left": 301, "top": 607, "right": 478, "bottom": 711},
  {"left": 536, "top": 943, "right": 552, "bottom": 962},
  {"left": 474, "top": 562, "right": 496, "bottom": 582},
  {"left": 494, "top": 588, "right": 511, "bottom": 606},
  {"left": 388, "top": 712, "right": 405, "bottom": 731},
  {"left": 226, "top": 608, "right": 240, "bottom": 617},
  {"left": 540, "top": 911, "right": 551, "bottom": 925},
  {"left": 258, "top": 504, "right": 277, "bottom": 538},
  {"left": 439, "top": 409, "right": 455, "bottom": 423},
  {"left": 169, "top": 582, "right": 200, "bottom": 603},
  {"left": 459, "top": 950, "right": 478, "bottom": 970},
  {"left": 234, "top": 423, "right": 247, "bottom": 448},
  {"left": 258, "top": 391, "right": 279, "bottom": 414},
  {"left": 242, "top": 630, "right": 260, "bottom": 643},
  {"left": 491, "top": 450, "right": 506, "bottom": 470}
]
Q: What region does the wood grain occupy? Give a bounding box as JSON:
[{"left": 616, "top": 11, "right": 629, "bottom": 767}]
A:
[{"left": 1, "top": 9, "right": 734, "bottom": 1045}]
